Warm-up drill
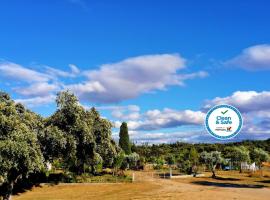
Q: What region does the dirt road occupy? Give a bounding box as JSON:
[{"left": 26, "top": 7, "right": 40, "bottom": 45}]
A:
[{"left": 13, "top": 172, "right": 270, "bottom": 200}]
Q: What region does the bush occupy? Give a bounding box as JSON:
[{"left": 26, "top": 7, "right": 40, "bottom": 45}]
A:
[{"left": 154, "top": 157, "right": 165, "bottom": 170}]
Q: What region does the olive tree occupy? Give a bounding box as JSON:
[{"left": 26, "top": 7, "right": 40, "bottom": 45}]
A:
[{"left": 200, "top": 151, "right": 223, "bottom": 178}]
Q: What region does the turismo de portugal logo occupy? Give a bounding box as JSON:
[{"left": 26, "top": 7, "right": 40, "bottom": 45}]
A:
[{"left": 205, "top": 104, "right": 243, "bottom": 140}]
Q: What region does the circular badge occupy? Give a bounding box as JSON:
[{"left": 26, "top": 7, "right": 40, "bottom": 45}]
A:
[{"left": 205, "top": 104, "right": 243, "bottom": 140}]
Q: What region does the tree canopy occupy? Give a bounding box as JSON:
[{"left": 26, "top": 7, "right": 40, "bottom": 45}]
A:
[
  {"left": 119, "top": 122, "right": 131, "bottom": 155},
  {"left": 0, "top": 92, "right": 44, "bottom": 200},
  {"left": 46, "top": 91, "right": 120, "bottom": 174}
]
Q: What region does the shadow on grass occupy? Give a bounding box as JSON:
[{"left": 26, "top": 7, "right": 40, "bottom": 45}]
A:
[
  {"left": 8, "top": 172, "right": 60, "bottom": 196},
  {"left": 213, "top": 176, "right": 241, "bottom": 181},
  {"left": 256, "top": 180, "right": 270, "bottom": 184},
  {"left": 191, "top": 181, "right": 265, "bottom": 188},
  {"left": 13, "top": 183, "right": 42, "bottom": 195}
]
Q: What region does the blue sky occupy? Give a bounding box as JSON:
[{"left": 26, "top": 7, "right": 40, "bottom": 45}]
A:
[{"left": 0, "top": 0, "right": 270, "bottom": 143}]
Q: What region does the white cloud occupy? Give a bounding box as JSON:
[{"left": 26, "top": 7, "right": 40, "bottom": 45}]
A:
[
  {"left": 0, "top": 61, "right": 84, "bottom": 107},
  {"left": 203, "top": 91, "right": 270, "bottom": 113},
  {"left": 227, "top": 44, "right": 270, "bottom": 70},
  {"left": 66, "top": 81, "right": 106, "bottom": 95},
  {"left": 96, "top": 105, "right": 141, "bottom": 121},
  {"left": 15, "top": 95, "right": 56, "bottom": 107},
  {"left": 45, "top": 64, "right": 80, "bottom": 78},
  {"left": 13, "top": 82, "right": 60, "bottom": 97},
  {"left": 0, "top": 55, "right": 207, "bottom": 107},
  {"left": 69, "top": 64, "right": 80, "bottom": 74},
  {"left": 0, "top": 62, "right": 50, "bottom": 82},
  {"left": 112, "top": 108, "right": 205, "bottom": 131},
  {"left": 68, "top": 54, "right": 207, "bottom": 103},
  {"left": 111, "top": 91, "right": 270, "bottom": 143},
  {"left": 112, "top": 129, "right": 211, "bottom": 144},
  {"left": 111, "top": 110, "right": 140, "bottom": 121}
]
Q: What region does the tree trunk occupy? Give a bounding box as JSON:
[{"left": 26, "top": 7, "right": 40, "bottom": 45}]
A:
[
  {"left": 211, "top": 170, "right": 216, "bottom": 178},
  {"left": 239, "top": 162, "right": 242, "bottom": 173},
  {"left": 211, "top": 164, "right": 216, "bottom": 178},
  {"left": 2, "top": 181, "right": 14, "bottom": 200}
]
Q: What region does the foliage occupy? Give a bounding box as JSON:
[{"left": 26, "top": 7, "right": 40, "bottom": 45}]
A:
[
  {"left": 165, "top": 154, "right": 176, "bottom": 166},
  {"left": 189, "top": 147, "right": 199, "bottom": 165},
  {"left": 223, "top": 146, "right": 250, "bottom": 172},
  {"left": 119, "top": 122, "right": 131, "bottom": 155},
  {"left": 154, "top": 157, "right": 165, "bottom": 170},
  {"left": 46, "top": 91, "right": 120, "bottom": 174},
  {"left": 200, "top": 151, "right": 223, "bottom": 178},
  {"left": 127, "top": 152, "right": 140, "bottom": 169},
  {"left": 134, "top": 139, "right": 270, "bottom": 163},
  {"left": 1, "top": 89, "right": 270, "bottom": 198},
  {"left": 0, "top": 92, "right": 44, "bottom": 199},
  {"left": 38, "top": 125, "right": 67, "bottom": 161},
  {"left": 113, "top": 151, "right": 125, "bottom": 175},
  {"left": 250, "top": 148, "right": 270, "bottom": 168}
]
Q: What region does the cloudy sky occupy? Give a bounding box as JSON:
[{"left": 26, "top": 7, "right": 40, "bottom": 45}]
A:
[{"left": 0, "top": 0, "right": 270, "bottom": 143}]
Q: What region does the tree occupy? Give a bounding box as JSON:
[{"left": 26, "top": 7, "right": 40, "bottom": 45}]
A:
[
  {"left": 154, "top": 157, "right": 165, "bottom": 170},
  {"left": 113, "top": 151, "right": 125, "bottom": 175},
  {"left": 127, "top": 152, "right": 140, "bottom": 169},
  {"left": 250, "top": 148, "right": 270, "bottom": 168},
  {"left": 38, "top": 125, "right": 67, "bottom": 162},
  {"left": 176, "top": 149, "right": 190, "bottom": 173},
  {"left": 47, "top": 91, "right": 93, "bottom": 174},
  {"left": 90, "top": 107, "right": 120, "bottom": 168},
  {"left": 0, "top": 92, "right": 44, "bottom": 200},
  {"left": 46, "top": 91, "right": 120, "bottom": 174},
  {"left": 200, "top": 151, "right": 223, "bottom": 178},
  {"left": 166, "top": 154, "right": 176, "bottom": 166},
  {"left": 224, "top": 146, "right": 250, "bottom": 173},
  {"left": 119, "top": 122, "right": 131, "bottom": 155},
  {"left": 189, "top": 147, "right": 199, "bottom": 176}
]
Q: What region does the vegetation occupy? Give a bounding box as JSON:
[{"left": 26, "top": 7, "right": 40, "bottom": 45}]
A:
[
  {"left": 200, "top": 151, "right": 223, "bottom": 178},
  {"left": 0, "top": 92, "right": 43, "bottom": 200},
  {"left": 0, "top": 90, "right": 270, "bottom": 199},
  {"left": 223, "top": 146, "right": 250, "bottom": 172},
  {"left": 119, "top": 122, "right": 131, "bottom": 155},
  {"left": 0, "top": 91, "right": 127, "bottom": 199},
  {"left": 250, "top": 148, "right": 270, "bottom": 168},
  {"left": 134, "top": 140, "right": 270, "bottom": 168}
]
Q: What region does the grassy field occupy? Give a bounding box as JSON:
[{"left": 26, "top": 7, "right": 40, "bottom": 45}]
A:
[{"left": 13, "top": 170, "right": 270, "bottom": 200}]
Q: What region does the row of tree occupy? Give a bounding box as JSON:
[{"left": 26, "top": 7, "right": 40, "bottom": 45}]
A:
[
  {"left": 133, "top": 139, "right": 270, "bottom": 165},
  {"left": 134, "top": 144, "right": 270, "bottom": 178},
  {"left": 0, "top": 91, "right": 135, "bottom": 200},
  {"left": 1, "top": 90, "right": 270, "bottom": 199}
]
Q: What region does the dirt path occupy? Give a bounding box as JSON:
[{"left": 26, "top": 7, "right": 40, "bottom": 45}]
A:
[
  {"left": 143, "top": 178, "right": 270, "bottom": 200},
  {"left": 13, "top": 172, "right": 270, "bottom": 200}
]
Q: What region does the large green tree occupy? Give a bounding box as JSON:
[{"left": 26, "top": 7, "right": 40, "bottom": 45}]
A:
[
  {"left": 46, "top": 91, "right": 120, "bottom": 174},
  {"left": 119, "top": 122, "right": 131, "bottom": 155},
  {"left": 0, "top": 92, "right": 44, "bottom": 200},
  {"left": 38, "top": 125, "right": 67, "bottom": 162}
]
